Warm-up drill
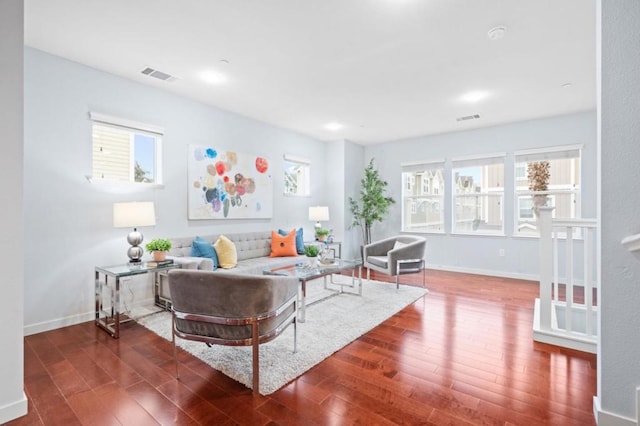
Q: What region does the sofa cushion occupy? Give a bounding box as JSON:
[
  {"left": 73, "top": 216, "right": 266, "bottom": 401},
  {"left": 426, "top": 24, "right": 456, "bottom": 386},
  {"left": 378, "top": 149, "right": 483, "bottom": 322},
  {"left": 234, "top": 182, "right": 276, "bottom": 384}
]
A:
[
  {"left": 270, "top": 230, "right": 298, "bottom": 257},
  {"left": 279, "top": 228, "right": 304, "bottom": 254},
  {"left": 214, "top": 235, "right": 238, "bottom": 269},
  {"left": 190, "top": 236, "right": 219, "bottom": 269}
]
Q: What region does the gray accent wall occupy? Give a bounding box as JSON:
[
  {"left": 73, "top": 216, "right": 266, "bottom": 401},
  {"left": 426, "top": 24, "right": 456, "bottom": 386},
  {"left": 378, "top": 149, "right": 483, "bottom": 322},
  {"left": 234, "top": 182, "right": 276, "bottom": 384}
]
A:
[
  {"left": 364, "top": 111, "right": 597, "bottom": 279},
  {"left": 599, "top": 0, "right": 640, "bottom": 421},
  {"left": 0, "top": 1, "right": 27, "bottom": 423}
]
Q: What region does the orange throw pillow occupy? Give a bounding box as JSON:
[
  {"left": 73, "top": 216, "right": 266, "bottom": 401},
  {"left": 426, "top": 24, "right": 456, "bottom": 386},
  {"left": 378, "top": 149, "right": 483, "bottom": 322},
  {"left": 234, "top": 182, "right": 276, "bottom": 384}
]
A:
[{"left": 270, "top": 230, "right": 298, "bottom": 257}]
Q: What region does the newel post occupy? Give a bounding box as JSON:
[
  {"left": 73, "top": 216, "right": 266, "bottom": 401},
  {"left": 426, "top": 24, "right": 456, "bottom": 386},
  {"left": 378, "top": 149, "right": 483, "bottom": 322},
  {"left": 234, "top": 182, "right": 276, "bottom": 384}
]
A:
[{"left": 538, "top": 206, "right": 555, "bottom": 331}]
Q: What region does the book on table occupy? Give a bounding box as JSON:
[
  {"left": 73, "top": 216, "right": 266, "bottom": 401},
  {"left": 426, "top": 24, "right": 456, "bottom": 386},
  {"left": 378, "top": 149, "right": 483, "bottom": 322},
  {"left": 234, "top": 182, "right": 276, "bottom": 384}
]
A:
[{"left": 145, "top": 259, "right": 174, "bottom": 267}]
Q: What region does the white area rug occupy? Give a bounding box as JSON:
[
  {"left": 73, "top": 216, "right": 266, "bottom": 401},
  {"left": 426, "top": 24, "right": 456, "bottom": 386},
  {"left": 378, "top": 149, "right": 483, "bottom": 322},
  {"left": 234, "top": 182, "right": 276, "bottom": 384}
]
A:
[{"left": 137, "top": 275, "right": 427, "bottom": 395}]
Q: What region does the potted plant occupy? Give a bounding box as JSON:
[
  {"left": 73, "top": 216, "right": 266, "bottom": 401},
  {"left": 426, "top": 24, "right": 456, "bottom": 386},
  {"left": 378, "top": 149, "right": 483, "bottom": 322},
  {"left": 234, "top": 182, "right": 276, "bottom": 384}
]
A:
[
  {"left": 145, "top": 238, "right": 172, "bottom": 261},
  {"left": 315, "top": 228, "right": 330, "bottom": 242},
  {"left": 349, "top": 158, "right": 395, "bottom": 247},
  {"left": 303, "top": 244, "right": 320, "bottom": 267},
  {"left": 527, "top": 161, "right": 550, "bottom": 217}
]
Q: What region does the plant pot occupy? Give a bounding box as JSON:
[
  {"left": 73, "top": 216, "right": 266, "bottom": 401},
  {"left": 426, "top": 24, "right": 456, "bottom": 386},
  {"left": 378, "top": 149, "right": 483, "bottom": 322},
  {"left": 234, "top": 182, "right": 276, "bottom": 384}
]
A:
[
  {"left": 152, "top": 251, "right": 167, "bottom": 261},
  {"left": 317, "top": 235, "right": 326, "bottom": 242},
  {"left": 307, "top": 256, "right": 318, "bottom": 268},
  {"left": 532, "top": 194, "right": 549, "bottom": 217}
]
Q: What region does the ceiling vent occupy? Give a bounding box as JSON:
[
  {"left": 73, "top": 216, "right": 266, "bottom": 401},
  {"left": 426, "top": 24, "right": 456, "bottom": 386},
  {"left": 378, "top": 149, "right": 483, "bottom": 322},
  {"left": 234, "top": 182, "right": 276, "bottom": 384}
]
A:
[
  {"left": 456, "top": 114, "right": 481, "bottom": 122},
  {"left": 140, "top": 67, "right": 177, "bottom": 82}
]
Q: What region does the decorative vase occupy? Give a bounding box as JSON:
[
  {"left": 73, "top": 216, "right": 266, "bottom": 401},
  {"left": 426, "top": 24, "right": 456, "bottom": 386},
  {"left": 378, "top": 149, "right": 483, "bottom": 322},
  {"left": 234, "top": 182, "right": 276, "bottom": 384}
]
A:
[
  {"left": 532, "top": 194, "right": 548, "bottom": 217},
  {"left": 152, "top": 250, "right": 167, "bottom": 261},
  {"left": 307, "top": 256, "right": 318, "bottom": 268}
]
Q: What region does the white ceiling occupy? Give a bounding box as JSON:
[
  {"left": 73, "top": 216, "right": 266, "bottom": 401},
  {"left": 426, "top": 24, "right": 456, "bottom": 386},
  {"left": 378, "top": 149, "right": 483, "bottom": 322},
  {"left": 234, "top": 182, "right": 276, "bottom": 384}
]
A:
[{"left": 24, "top": 0, "right": 596, "bottom": 145}]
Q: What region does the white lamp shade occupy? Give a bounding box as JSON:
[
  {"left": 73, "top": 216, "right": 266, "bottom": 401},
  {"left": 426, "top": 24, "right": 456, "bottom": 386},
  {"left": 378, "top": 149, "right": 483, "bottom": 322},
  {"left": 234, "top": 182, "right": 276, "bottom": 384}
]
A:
[
  {"left": 308, "top": 206, "right": 330, "bottom": 222},
  {"left": 113, "top": 201, "right": 156, "bottom": 228}
]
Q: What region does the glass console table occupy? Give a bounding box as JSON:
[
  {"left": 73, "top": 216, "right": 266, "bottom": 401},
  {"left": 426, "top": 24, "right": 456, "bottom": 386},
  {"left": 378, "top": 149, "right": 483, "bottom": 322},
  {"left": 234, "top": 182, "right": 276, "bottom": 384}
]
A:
[{"left": 95, "top": 262, "right": 179, "bottom": 338}]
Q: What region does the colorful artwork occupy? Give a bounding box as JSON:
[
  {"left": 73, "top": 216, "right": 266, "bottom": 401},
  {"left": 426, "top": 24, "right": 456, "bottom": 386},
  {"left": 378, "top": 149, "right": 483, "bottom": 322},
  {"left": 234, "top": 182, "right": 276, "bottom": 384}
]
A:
[{"left": 188, "top": 145, "right": 273, "bottom": 219}]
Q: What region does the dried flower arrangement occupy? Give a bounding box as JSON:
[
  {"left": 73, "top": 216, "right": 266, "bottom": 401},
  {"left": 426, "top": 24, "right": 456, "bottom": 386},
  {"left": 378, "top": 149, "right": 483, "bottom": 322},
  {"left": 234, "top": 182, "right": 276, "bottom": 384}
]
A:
[
  {"left": 527, "top": 161, "right": 550, "bottom": 215},
  {"left": 527, "top": 161, "right": 550, "bottom": 192}
]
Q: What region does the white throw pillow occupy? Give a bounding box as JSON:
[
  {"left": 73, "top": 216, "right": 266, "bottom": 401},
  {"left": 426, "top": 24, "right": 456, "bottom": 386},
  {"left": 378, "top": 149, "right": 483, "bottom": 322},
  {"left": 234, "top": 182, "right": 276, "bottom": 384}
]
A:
[{"left": 393, "top": 240, "right": 408, "bottom": 250}]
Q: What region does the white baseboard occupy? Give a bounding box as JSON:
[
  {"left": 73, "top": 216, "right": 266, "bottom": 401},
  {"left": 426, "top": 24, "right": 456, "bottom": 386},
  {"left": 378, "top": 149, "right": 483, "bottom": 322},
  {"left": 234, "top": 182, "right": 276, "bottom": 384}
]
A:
[
  {"left": 427, "top": 264, "right": 539, "bottom": 282},
  {"left": 24, "top": 311, "right": 95, "bottom": 336},
  {"left": 593, "top": 395, "right": 637, "bottom": 426},
  {"left": 0, "top": 392, "right": 28, "bottom": 424},
  {"left": 23, "top": 297, "right": 156, "bottom": 336}
]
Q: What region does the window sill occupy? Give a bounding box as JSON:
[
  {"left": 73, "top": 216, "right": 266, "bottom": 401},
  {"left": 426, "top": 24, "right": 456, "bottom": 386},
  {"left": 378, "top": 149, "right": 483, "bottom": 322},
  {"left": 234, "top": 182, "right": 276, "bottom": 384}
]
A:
[
  {"left": 401, "top": 229, "right": 445, "bottom": 235},
  {"left": 86, "top": 176, "right": 165, "bottom": 190},
  {"left": 283, "top": 193, "right": 311, "bottom": 198},
  {"left": 451, "top": 232, "right": 506, "bottom": 237}
]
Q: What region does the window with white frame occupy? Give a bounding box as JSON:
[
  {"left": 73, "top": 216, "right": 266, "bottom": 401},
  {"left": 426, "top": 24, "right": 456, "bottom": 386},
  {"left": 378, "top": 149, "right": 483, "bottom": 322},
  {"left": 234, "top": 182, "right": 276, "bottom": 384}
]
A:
[
  {"left": 514, "top": 145, "right": 582, "bottom": 236},
  {"left": 91, "top": 112, "right": 163, "bottom": 184},
  {"left": 452, "top": 154, "right": 505, "bottom": 235},
  {"left": 401, "top": 161, "right": 445, "bottom": 232},
  {"left": 283, "top": 154, "right": 310, "bottom": 196}
]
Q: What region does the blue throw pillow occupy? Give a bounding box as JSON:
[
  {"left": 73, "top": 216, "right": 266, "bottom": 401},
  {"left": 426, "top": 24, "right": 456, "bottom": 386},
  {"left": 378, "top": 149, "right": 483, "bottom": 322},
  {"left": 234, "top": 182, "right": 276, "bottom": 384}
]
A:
[
  {"left": 278, "top": 228, "right": 304, "bottom": 254},
  {"left": 190, "top": 236, "right": 219, "bottom": 270}
]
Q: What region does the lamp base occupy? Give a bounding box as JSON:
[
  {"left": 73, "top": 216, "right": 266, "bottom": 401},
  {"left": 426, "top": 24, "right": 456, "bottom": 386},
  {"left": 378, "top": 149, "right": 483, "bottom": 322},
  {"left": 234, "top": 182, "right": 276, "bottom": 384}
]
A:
[{"left": 126, "top": 229, "right": 144, "bottom": 264}]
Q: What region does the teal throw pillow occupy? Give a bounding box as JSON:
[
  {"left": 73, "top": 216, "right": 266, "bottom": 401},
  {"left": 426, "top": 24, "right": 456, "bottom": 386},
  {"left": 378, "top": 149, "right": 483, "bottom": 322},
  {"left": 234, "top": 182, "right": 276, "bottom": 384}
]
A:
[
  {"left": 278, "top": 228, "right": 304, "bottom": 254},
  {"left": 190, "top": 236, "right": 219, "bottom": 270}
]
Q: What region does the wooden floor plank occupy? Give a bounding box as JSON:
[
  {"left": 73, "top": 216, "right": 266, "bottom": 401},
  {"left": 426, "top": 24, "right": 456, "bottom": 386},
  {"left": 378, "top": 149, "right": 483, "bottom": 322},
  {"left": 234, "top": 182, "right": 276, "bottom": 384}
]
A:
[{"left": 9, "top": 269, "right": 597, "bottom": 425}]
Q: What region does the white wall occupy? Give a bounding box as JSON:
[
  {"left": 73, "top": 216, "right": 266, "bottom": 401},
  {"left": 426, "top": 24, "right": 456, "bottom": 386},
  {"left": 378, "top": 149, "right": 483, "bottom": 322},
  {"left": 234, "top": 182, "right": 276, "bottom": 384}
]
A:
[
  {"left": 23, "top": 47, "right": 330, "bottom": 334},
  {"left": 0, "top": 0, "right": 28, "bottom": 422},
  {"left": 364, "top": 111, "right": 597, "bottom": 279},
  {"left": 598, "top": 0, "right": 640, "bottom": 423},
  {"left": 324, "top": 139, "right": 366, "bottom": 260},
  {"left": 343, "top": 141, "right": 366, "bottom": 260}
]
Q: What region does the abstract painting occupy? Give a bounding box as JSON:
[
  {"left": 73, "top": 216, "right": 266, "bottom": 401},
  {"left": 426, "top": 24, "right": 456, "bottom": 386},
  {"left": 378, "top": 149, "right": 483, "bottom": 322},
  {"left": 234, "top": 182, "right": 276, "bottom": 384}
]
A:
[{"left": 188, "top": 145, "right": 273, "bottom": 219}]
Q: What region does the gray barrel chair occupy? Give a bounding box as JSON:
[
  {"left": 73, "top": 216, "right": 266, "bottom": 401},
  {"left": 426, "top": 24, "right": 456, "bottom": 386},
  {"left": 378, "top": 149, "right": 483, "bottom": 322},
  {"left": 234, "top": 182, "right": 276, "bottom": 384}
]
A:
[
  {"left": 167, "top": 269, "right": 298, "bottom": 393},
  {"left": 363, "top": 235, "right": 427, "bottom": 288}
]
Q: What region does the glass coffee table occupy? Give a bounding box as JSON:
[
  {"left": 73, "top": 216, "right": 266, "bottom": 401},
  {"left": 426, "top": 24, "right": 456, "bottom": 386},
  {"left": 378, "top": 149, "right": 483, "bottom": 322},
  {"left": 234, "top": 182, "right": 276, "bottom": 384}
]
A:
[{"left": 263, "top": 259, "right": 362, "bottom": 322}]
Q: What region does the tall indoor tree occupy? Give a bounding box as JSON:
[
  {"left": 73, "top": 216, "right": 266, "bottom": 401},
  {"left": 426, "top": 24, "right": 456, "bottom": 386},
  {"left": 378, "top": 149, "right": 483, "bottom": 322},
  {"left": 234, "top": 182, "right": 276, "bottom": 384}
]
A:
[{"left": 349, "top": 158, "right": 395, "bottom": 246}]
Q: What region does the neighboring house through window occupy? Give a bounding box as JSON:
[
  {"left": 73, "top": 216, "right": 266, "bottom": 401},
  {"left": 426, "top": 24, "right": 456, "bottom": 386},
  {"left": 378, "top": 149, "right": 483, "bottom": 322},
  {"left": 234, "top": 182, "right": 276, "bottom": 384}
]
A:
[
  {"left": 283, "top": 154, "right": 310, "bottom": 196},
  {"left": 90, "top": 112, "right": 163, "bottom": 184},
  {"left": 514, "top": 145, "right": 582, "bottom": 236},
  {"left": 452, "top": 153, "right": 505, "bottom": 235},
  {"left": 401, "top": 160, "right": 445, "bottom": 233}
]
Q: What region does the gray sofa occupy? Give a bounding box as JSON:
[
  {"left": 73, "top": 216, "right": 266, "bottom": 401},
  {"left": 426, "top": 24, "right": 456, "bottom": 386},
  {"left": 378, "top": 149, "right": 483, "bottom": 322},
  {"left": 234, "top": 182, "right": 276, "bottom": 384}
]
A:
[
  {"left": 157, "top": 231, "right": 304, "bottom": 305},
  {"left": 167, "top": 231, "right": 304, "bottom": 273}
]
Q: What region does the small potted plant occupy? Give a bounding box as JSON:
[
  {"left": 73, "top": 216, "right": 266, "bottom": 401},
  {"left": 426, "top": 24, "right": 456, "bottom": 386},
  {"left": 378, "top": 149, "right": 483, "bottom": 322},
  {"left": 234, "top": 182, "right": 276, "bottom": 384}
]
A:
[
  {"left": 315, "top": 228, "right": 330, "bottom": 242},
  {"left": 303, "top": 244, "right": 320, "bottom": 267},
  {"left": 146, "top": 238, "right": 172, "bottom": 261}
]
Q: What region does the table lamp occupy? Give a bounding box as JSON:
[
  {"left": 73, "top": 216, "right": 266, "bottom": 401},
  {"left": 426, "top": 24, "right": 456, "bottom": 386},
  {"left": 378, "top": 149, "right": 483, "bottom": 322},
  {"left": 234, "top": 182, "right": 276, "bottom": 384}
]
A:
[
  {"left": 113, "top": 201, "right": 156, "bottom": 264},
  {"left": 308, "top": 206, "right": 329, "bottom": 232}
]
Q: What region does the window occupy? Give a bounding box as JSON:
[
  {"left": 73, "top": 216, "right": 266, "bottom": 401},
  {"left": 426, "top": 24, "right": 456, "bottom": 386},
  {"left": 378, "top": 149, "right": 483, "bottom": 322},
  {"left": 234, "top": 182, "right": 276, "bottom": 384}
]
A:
[
  {"left": 514, "top": 145, "right": 581, "bottom": 236},
  {"left": 91, "top": 112, "right": 163, "bottom": 184},
  {"left": 283, "top": 154, "right": 310, "bottom": 196},
  {"left": 401, "top": 161, "right": 445, "bottom": 232},
  {"left": 452, "top": 154, "right": 505, "bottom": 235}
]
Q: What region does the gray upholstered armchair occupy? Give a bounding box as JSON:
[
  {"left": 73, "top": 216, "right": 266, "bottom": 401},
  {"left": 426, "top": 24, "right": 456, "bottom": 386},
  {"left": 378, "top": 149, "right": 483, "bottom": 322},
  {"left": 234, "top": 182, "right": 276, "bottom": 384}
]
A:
[
  {"left": 363, "top": 235, "right": 427, "bottom": 288},
  {"left": 167, "top": 269, "right": 298, "bottom": 393}
]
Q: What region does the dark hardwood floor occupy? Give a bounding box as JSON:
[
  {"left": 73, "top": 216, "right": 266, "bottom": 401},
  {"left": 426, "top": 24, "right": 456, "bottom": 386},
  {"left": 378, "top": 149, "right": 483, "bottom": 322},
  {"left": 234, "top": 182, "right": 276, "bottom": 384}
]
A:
[{"left": 10, "top": 269, "right": 596, "bottom": 425}]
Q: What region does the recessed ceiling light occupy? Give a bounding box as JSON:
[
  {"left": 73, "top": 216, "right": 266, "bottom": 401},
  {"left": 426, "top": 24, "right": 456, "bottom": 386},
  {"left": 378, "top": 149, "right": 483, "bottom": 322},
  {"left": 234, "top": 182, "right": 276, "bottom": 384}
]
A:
[
  {"left": 220, "top": 59, "right": 230, "bottom": 65},
  {"left": 488, "top": 26, "right": 506, "bottom": 40},
  {"left": 324, "top": 122, "right": 343, "bottom": 131},
  {"left": 562, "top": 82, "right": 573, "bottom": 88},
  {"left": 460, "top": 90, "right": 490, "bottom": 104},
  {"left": 199, "top": 70, "right": 227, "bottom": 85}
]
